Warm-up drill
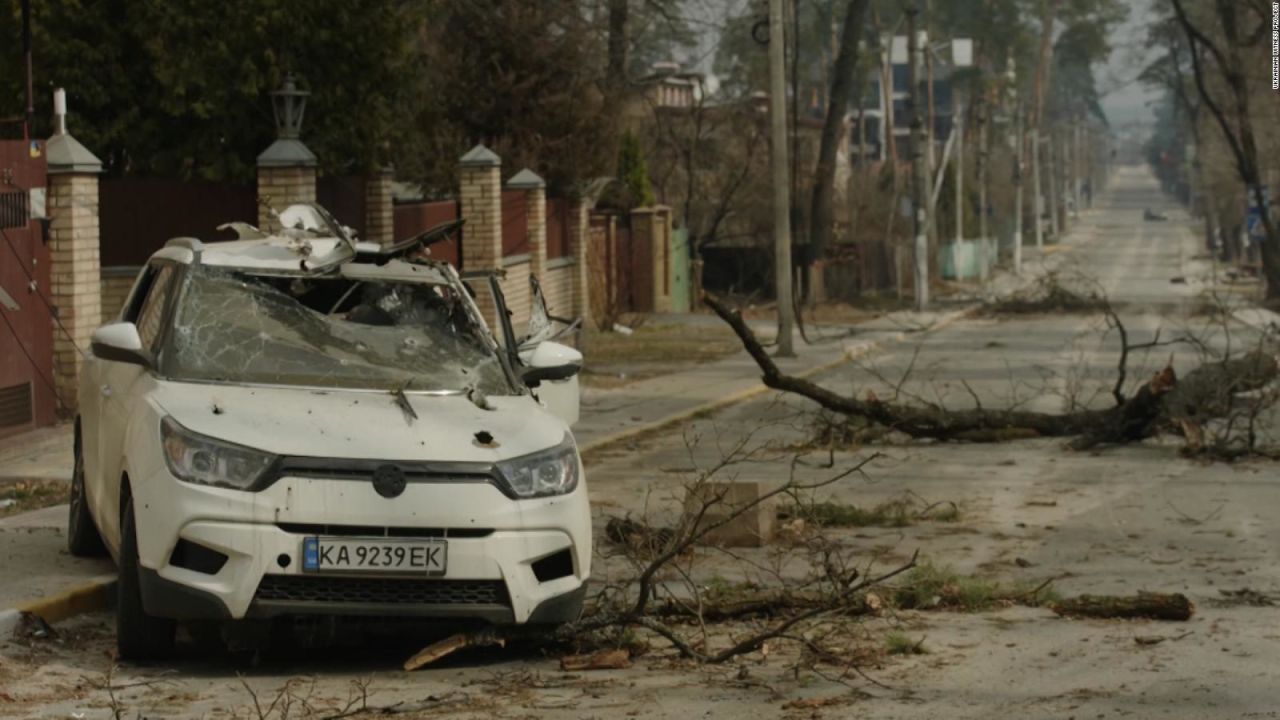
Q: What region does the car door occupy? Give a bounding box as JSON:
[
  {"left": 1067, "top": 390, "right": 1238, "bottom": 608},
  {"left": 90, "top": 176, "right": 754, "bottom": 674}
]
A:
[
  {"left": 94, "top": 263, "right": 178, "bottom": 549},
  {"left": 79, "top": 266, "right": 145, "bottom": 505},
  {"left": 517, "top": 277, "right": 582, "bottom": 426}
]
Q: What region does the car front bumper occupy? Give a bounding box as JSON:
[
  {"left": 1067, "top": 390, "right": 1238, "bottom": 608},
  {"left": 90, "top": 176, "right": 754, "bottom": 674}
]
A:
[{"left": 131, "top": 466, "right": 591, "bottom": 625}]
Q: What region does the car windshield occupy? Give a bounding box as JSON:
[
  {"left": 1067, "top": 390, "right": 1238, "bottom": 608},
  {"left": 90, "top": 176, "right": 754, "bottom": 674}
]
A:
[{"left": 160, "top": 265, "right": 513, "bottom": 394}]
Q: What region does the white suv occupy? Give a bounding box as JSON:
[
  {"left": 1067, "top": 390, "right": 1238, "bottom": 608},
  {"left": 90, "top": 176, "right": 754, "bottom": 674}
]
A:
[{"left": 68, "top": 206, "right": 590, "bottom": 660}]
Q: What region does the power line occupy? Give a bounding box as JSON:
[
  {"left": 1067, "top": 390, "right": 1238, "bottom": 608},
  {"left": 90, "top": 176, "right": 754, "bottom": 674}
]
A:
[
  {"left": 0, "top": 224, "right": 86, "bottom": 357},
  {"left": 0, "top": 223, "right": 86, "bottom": 412},
  {"left": 0, "top": 303, "right": 70, "bottom": 410}
]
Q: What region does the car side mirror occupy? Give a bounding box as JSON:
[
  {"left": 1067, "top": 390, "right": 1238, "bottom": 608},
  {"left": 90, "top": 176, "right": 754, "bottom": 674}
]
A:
[
  {"left": 90, "top": 322, "right": 151, "bottom": 368},
  {"left": 521, "top": 341, "right": 582, "bottom": 387},
  {"left": 522, "top": 341, "right": 582, "bottom": 427}
]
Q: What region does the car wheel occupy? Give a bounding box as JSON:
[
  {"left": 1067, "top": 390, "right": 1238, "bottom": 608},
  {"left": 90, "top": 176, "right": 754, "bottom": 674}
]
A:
[
  {"left": 67, "top": 426, "right": 107, "bottom": 557},
  {"left": 116, "top": 496, "right": 175, "bottom": 661}
]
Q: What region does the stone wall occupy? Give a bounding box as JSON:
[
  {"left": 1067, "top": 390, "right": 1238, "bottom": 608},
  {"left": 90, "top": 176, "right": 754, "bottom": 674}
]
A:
[
  {"left": 99, "top": 267, "right": 140, "bottom": 321},
  {"left": 499, "top": 257, "right": 532, "bottom": 333},
  {"left": 541, "top": 261, "right": 576, "bottom": 320},
  {"left": 257, "top": 166, "right": 317, "bottom": 229}
]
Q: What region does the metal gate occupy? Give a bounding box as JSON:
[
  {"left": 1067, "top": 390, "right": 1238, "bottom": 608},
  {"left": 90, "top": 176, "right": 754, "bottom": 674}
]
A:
[{"left": 0, "top": 140, "right": 53, "bottom": 437}]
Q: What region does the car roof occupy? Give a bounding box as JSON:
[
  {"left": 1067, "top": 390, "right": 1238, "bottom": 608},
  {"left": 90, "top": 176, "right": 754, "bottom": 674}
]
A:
[
  {"left": 151, "top": 235, "right": 454, "bottom": 287},
  {"left": 152, "top": 205, "right": 461, "bottom": 279},
  {"left": 202, "top": 237, "right": 352, "bottom": 271}
]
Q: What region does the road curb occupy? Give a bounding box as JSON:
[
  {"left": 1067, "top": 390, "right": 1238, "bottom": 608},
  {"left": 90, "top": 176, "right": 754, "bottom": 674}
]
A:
[
  {"left": 580, "top": 304, "right": 977, "bottom": 460},
  {"left": 0, "top": 575, "right": 115, "bottom": 637}
]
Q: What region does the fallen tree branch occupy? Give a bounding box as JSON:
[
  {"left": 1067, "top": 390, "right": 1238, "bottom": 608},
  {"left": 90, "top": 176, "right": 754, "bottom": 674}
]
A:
[
  {"left": 1052, "top": 592, "right": 1195, "bottom": 621},
  {"left": 703, "top": 293, "right": 1277, "bottom": 450}
]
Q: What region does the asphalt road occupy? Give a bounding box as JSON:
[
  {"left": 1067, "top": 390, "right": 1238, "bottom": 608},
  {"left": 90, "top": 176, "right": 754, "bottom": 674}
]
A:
[{"left": 4, "top": 166, "right": 1279, "bottom": 719}]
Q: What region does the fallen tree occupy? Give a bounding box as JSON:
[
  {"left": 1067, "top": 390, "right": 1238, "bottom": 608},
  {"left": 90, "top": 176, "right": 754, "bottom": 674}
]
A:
[{"left": 704, "top": 294, "right": 1278, "bottom": 450}]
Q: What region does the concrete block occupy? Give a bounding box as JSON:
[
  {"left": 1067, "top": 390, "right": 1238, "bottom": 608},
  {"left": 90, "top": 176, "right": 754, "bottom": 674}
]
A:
[{"left": 682, "top": 481, "right": 777, "bottom": 548}]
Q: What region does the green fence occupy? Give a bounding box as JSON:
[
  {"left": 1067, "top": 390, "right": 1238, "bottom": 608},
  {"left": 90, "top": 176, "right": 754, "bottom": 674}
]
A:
[{"left": 670, "top": 227, "right": 691, "bottom": 313}]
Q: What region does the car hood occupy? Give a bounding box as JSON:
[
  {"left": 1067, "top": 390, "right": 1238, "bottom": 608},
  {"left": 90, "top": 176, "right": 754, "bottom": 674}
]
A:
[{"left": 150, "top": 381, "right": 568, "bottom": 463}]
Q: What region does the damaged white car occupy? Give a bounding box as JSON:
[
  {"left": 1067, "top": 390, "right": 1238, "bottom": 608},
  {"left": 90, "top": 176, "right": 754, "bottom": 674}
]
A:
[{"left": 68, "top": 205, "right": 589, "bottom": 660}]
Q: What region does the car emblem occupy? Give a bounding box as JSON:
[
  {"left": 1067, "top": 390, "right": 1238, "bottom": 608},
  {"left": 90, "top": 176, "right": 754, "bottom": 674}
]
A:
[{"left": 371, "top": 464, "right": 406, "bottom": 498}]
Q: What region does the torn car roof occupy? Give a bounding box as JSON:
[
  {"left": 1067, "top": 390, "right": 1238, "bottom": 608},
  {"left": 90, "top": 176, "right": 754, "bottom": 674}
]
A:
[{"left": 196, "top": 237, "right": 354, "bottom": 272}]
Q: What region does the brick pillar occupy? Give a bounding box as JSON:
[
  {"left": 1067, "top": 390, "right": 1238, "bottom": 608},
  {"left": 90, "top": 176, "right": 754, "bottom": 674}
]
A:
[
  {"left": 459, "top": 145, "right": 502, "bottom": 329},
  {"left": 256, "top": 167, "right": 317, "bottom": 230},
  {"left": 365, "top": 166, "right": 395, "bottom": 246},
  {"left": 508, "top": 169, "right": 547, "bottom": 278},
  {"left": 567, "top": 197, "right": 592, "bottom": 326},
  {"left": 46, "top": 128, "right": 103, "bottom": 412},
  {"left": 257, "top": 136, "right": 317, "bottom": 230}
]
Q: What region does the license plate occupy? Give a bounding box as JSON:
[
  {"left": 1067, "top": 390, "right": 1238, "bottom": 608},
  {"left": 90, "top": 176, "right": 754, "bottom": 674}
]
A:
[{"left": 301, "top": 537, "right": 447, "bottom": 575}]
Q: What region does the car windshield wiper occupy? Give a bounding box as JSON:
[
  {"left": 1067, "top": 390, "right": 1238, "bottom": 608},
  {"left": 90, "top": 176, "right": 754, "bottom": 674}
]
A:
[{"left": 390, "top": 379, "right": 419, "bottom": 425}]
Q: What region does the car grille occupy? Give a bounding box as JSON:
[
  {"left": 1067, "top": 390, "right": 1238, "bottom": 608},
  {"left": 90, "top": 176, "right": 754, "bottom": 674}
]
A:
[
  {"left": 255, "top": 575, "right": 510, "bottom": 607},
  {"left": 277, "top": 522, "right": 494, "bottom": 539}
]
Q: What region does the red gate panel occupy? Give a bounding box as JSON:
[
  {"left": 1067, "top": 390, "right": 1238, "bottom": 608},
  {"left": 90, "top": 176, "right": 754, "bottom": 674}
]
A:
[{"left": 0, "top": 140, "right": 53, "bottom": 436}]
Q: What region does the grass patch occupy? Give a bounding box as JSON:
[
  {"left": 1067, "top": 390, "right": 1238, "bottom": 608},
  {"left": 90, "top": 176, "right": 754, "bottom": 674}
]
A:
[
  {"left": 0, "top": 478, "right": 70, "bottom": 518},
  {"left": 885, "top": 632, "right": 928, "bottom": 655},
  {"left": 580, "top": 322, "right": 742, "bottom": 388},
  {"left": 891, "top": 562, "right": 1060, "bottom": 611},
  {"left": 781, "top": 496, "right": 960, "bottom": 528}
]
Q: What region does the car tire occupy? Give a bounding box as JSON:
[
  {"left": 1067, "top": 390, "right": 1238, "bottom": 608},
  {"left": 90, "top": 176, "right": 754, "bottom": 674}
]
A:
[
  {"left": 67, "top": 425, "right": 107, "bottom": 557},
  {"left": 117, "top": 496, "right": 175, "bottom": 661}
]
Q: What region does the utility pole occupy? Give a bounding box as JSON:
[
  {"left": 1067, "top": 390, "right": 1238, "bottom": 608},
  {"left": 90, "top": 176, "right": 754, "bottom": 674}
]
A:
[
  {"left": 977, "top": 101, "right": 989, "bottom": 245},
  {"left": 1071, "top": 120, "right": 1081, "bottom": 219},
  {"left": 1012, "top": 105, "right": 1024, "bottom": 275},
  {"left": 907, "top": 3, "right": 929, "bottom": 311},
  {"left": 1047, "top": 127, "right": 1060, "bottom": 238},
  {"left": 1032, "top": 129, "right": 1043, "bottom": 248},
  {"left": 768, "top": 0, "right": 795, "bottom": 356},
  {"left": 955, "top": 99, "right": 964, "bottom": 245},
  {"left": 977, "top": 101, "right": 990, "bottom": 282}
]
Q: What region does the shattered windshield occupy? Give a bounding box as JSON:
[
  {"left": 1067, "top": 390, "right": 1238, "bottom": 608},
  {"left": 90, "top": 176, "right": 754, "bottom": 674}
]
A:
[{"left": 160, "top": 265, "right": 513, "bottom": 394}]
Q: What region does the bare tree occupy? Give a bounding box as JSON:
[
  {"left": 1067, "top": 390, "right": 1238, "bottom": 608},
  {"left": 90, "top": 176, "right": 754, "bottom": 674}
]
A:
[
  {"left": 806, "top": 0, "right": 872, "bottom": 274},
  {"left": 1170, "top": 0, "right": 1280, "bottom": 302}
]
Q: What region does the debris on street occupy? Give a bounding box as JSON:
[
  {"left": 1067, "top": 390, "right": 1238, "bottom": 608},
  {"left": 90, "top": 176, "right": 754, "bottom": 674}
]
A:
[
  {"left": 559, "top": 648, "right": 631, "bottom": 671},
  {"left": 1052, "top": 592, "right": 1195, "bottom": 621},
  {"left": 403, "top": 628, "right": 506, "bottom": 671}
]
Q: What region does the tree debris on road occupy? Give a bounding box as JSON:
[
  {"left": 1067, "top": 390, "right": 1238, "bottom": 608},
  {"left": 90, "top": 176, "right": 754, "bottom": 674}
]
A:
[
  {"left": 1052, "top": 592, "right": 1195, "bottom": 621},
  {"left": 704, "top": 293, "right": 1278, "bottom": 453},
  {"left": 403, "top": 628, "right": 505, "bottom": 671},
  {"left": 559, "top": 648, "right": 631, "bottom": 671}
]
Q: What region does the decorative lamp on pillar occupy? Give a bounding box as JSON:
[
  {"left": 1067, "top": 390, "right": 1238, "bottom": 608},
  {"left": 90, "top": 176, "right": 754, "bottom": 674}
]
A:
[
  {"left": 270, "top": 74, "right": 309, "bottom": 140},
  {"left": 257, "top": 74, "right": 318, "bottom": 228},
  {"left": 257, "top": 75, "right": 317, "bottom": 169}
]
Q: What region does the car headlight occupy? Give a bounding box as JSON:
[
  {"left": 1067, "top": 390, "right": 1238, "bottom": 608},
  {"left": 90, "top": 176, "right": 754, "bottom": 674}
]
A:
[
  {"left": 160, "top": 416, "right": 276, "bottom": 490},
  {"left": 495, "top": 436, "right": 580, "bottom": 498}
]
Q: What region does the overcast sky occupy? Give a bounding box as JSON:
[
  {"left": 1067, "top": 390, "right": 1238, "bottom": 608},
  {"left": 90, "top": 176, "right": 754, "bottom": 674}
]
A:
[
  {"left": 686, "top": 0, "right": 1162, "bottom": 128},
  {"left": 1098, "top": 0, "right": 1161, "bottom": 128}
]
